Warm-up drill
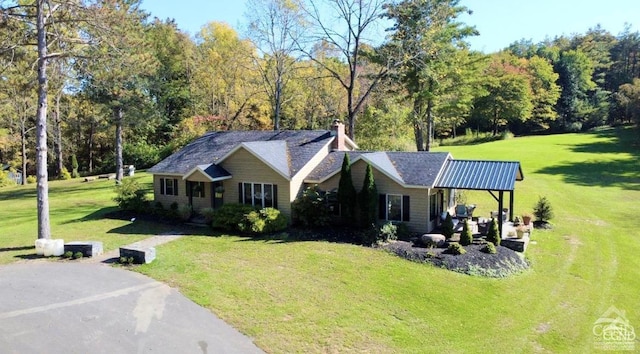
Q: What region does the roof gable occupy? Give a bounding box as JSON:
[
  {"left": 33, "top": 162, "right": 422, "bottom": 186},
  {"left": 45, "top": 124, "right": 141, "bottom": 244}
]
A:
[{"left": 219, "top": 141, "right": 291, "bottom": 180}]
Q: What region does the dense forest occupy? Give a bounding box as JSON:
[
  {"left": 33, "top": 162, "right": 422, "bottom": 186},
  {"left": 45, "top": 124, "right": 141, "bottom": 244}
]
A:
[{"left": 1, "top": 0, "right": 640, "bottom": 183}]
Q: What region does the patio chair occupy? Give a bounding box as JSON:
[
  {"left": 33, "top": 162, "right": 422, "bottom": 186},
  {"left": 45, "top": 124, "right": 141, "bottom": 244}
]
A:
[{"left": 455, "top": 204, "right": 469, "bottom": 219}]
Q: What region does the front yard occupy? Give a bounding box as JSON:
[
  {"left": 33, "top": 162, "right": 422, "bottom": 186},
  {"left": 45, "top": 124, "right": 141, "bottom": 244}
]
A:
[{"left": 0, "top": 127, "right": 638, "bottom": 352}]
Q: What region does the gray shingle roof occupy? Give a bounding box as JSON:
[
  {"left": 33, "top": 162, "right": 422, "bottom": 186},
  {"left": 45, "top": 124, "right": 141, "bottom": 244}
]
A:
[
  {"left": 435, "top": 160, "right": 523, "bottom": 191},
  {"left": 148, "top": 130, "right": 333, "bottom": 178},
  {"left": 306, "top": 151, "right": 451, "bottom": 188}
]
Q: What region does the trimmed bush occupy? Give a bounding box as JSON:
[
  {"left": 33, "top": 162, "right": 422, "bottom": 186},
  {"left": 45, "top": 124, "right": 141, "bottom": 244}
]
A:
[
  {"left": 211, "top": 203, "right": 257, "bottom": 232},
  {"left": 113, "top": 178, "right": 147, "bottom": 211},
  {"left": 486, "top": 218, "right": 501, "bottom": 246},
  {"left": 533, "top": 196, "right": 554, "bottom": 222},
  {"left": 71, "top": 154, "right": 79, "bottom": 178},
  {"left": 379, "top": 222, "right": 397, "bottom": 242},
  {"left": 460, "top": 219, "right": 473, "bottom": 246},
  {"left": 482, "top": 242, "right": 497, "bottom": 254},
  {"left": 292, "top": 185, "right": 331, "bottom": 228},
  {"left": 395, "top": 222, "right": 411, "bottom": 240},
  {"left": 447, "top": 243, "right": 466, "bottom": 255},
  {"left": 441, "top": 212, "right": 454, "bottom": 239},
  {"left": 239, "top": 207, "right": 287, "bottom": 234},
  {"left": 26, "top": 175, "right": 37, "bottom": 184}
]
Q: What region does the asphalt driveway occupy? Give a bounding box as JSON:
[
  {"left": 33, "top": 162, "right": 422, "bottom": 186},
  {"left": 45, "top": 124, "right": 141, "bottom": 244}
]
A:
[{"left": 0, "top": 262, "right": 263, "bottom": 354}]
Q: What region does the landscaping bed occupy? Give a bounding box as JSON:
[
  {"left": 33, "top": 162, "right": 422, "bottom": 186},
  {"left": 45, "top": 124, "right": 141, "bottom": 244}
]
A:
[{"left": 383, "top": 241, "right": 529, "bottom": 278}]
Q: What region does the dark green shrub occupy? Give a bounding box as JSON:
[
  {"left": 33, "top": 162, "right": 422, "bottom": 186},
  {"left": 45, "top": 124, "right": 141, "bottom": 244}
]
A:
[
  {"left": 358, "top": 163, "right": 377, "bottom": 227},
  {"left": 211, "top": 203, "right": 256, "bottom": 232},
  {"left": 239, "top": 207, "right": 287, "bottom": 234},
  {"left": 292, "top": 185, "right": 330, "bottom": 228},
  {"left": 113, "top": 179, "right": 147, "bottom": 211},
  {"left": 177, "top": 204, "right": 192, "bottom": 221},
  {"left": 460, "top": 219, "right": 473, "bottom": 246},
  {"left": 358, "top": 223, "right": 379, "bottom": 245},
  {"left": 73, "top": 252, "right": 83, "bottom": 259},
  {"left": 63, "top": 251, "right": 73, "bottom": 259},
  {"left": 486, "top": 218, "right": 501, "bottom": 246},
  {"left": 533, "top": 196, "right": 554, "bottom": 222},
  {"left": 441, "top": 212, "right": 454, "bottom": 239},
  {"left": 337, "top": 154, "right": 357, "bottom": 222},
  {"left": 379, "top": 222, "right": 397, "bottom": 242},
  {"left": 395, "top": 222, "right": 411, "bottom": 240},
  {"left": 447, "top": 243, "right": 466, "bottom": 255},
  {"left": 200, "top": 207, "right": 216, "bottom": 224},
  {"left": 482, "top": 242, "right": 497, "bottom": 254}
]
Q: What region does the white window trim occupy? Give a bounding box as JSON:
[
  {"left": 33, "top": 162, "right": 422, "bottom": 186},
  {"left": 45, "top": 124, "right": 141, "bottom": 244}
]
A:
[{"left": 242, "top": 182, "right": 274, "bottom": 208}]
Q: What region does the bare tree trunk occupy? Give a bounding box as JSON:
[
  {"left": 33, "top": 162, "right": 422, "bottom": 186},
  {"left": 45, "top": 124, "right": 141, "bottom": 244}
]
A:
[
  {"left": 413, "top": 100, "right": 424, "bottom": 151},
  {"left": 88, "top": 119, "right": 94, "bottom": 173},
  {"left": 114, "top": 105, "right": 124, "bottom": 182},
  {"left": 53, "top": 93, "right": 63, "bottom": 177},
  {"left": 274, "top": 76, "right": 282, "bottom": 131},
  {"left": 36, "top": 0, "right": 51, "bottom": 239},
  {"left": 426, "top": 97, "right": 434, "bottom": 152},
  {"left": 21, "top": 121, "right": 27, "bottom": 185}
]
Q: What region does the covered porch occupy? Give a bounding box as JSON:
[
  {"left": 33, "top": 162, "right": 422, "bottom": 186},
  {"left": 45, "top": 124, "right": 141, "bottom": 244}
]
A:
[{"left": 435, "top": 159, "right": 524, "bottom": 237}]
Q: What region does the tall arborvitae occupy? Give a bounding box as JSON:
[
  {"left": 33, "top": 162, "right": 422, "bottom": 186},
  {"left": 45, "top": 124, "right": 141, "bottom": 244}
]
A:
[
  {"left": 337, "top": 153, "right": 356, "bottom": 223},
  {"left": 359, "top": 163, "right": 377, "bottom": 227}
]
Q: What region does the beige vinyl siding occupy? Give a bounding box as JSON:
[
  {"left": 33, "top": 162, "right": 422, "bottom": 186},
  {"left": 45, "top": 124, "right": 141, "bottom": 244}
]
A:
[
  {"left": 153, "top": 175, "right": 188, "bottom": 207},
  {"left": 317, "top": 159, "right": 432, "bottom": 233},
  {"left": 185, "top": 170, "right": 212, "bottom": 182},
  {"left": 219, "top": 148, "right": 292, "bottom": 218}
]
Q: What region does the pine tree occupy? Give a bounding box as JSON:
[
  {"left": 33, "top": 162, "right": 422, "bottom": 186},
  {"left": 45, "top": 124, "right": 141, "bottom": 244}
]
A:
[
  {"left": 533, "top": 196, "right": 554, "bottom": 222},
  {"left": 71, "top": 154, "right": 79, "bottom": 178},
  {"left": 337, "top": 154, "right": 356, "bottom": 223}
]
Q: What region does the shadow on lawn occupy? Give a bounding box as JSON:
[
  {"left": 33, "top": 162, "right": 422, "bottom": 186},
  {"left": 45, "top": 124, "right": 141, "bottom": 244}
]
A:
[
  {"left": 0, "top": 246, "right": 33, "bottom": 253},
  {"left": 536, "top": 127, "right": 640, "bottom": 190}
]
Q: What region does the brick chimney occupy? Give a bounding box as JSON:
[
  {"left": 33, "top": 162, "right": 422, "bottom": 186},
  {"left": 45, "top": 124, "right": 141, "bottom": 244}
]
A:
[{"left": 331, "top": 119, "right": 346, "bottom": 151}]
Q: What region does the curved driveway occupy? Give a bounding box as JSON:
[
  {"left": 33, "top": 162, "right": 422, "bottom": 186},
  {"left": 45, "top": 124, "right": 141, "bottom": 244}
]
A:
[{"left": 0, "top": 262, "right": 263, "bottom": 354}]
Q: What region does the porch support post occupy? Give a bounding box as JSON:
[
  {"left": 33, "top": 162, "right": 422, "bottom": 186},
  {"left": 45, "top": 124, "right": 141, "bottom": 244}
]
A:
[
  {"left": 509, "top": 190, "right": 514, "bottom": 221},
  {"left": 498, "top": 190, "right": 504, "bottom": 238}
]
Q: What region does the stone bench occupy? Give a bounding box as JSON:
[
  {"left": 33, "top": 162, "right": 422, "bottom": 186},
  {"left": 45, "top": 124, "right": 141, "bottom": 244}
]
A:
[
  {"left": 64, "top": 241, "right": 103, "bottom": 257},
  {"left": 119, "top": 245, "right": 156, "bottom": 264}
]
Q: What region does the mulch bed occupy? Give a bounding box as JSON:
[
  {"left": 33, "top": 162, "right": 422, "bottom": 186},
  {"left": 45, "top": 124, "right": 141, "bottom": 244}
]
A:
[{"left": 382, "top": 241, "right": 529, "bottom": 278}]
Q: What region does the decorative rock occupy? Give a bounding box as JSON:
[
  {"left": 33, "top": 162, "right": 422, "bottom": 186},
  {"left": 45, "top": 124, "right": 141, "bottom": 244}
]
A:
[
  {"left": 120, "top": 245, "right": 156, "bottom": 264},
  {"left": 64, "top": 241, "right": 103, "bottom": 257},
  {"left": 420, "top": 233, "right": 446, "bottom": 248}
]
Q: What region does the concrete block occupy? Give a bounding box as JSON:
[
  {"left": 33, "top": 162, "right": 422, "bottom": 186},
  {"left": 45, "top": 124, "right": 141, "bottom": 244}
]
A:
[
  {"left": 65, "top": 241, "right": 103, "bottom": 257},
  {"left": 120, "top": 246, "right": 156, "bottom": 264}
]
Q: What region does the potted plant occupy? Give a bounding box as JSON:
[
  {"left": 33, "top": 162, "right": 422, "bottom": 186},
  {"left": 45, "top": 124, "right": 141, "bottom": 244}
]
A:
[
  {"left": 516, "top": 225, "right": 526, "bottom": 239},
  {"left": 522, "top": 213, "right": 532, "bottom": 226}
]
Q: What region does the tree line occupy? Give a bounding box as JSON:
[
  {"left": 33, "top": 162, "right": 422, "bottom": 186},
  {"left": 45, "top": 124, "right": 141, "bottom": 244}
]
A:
[{"left": 1, "top": 0, "right": 640, "bottom": 237}]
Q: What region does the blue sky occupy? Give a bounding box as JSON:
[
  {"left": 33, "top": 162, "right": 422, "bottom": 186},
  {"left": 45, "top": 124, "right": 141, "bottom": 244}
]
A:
[{"left": 140, "top": 0, "right": 640, "bottom": 53}]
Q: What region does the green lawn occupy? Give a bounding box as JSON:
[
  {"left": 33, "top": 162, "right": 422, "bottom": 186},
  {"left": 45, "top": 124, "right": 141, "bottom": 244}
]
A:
[
  {"left": 0, "top": 173, "right": 180, "bottom": 264},
  {"left": 1, "top": 127, "right": 638, "bottom": 352}
]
